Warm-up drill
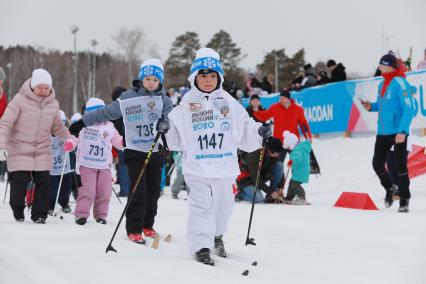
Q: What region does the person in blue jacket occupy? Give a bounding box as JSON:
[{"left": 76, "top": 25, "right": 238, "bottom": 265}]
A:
[
  {"left": 281, "top": 131, "right": 312, "bottom": 205},
  {"left": 361, "top": 53, "right": 414, "bottom": 212}
]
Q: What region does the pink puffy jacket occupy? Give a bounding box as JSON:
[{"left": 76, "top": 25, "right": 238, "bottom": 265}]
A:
[{"left": 0, "top": 79, "right": 75, "bottom": 172}]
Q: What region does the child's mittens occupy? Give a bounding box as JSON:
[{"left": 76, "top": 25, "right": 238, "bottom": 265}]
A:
[
  {"left": 112, "top": 136, "right": 124, "bottom": 150},
  {"left": 63, "top": 137, "right": 77, "bottom": 152},
  {"left": 287, "top": 160, "right": 293, "bottom": 167}
]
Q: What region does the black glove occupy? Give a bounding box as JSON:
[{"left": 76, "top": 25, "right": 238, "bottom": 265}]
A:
[
  {"left": 156, "top": 117, "right": 170, "bottom": 134},
  {"left": 258, "top": 124, "right": 272, "bottom": 139},
  {"left": 69, "top": 119, "right": 85, "bottom": 136}
]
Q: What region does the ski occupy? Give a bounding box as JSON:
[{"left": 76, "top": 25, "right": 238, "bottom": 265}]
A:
[{"left": 150, "top": 234, "right": 173, "bottom": 249}]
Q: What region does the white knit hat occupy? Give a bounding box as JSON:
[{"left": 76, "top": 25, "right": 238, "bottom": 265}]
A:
[
  {"left": 283, "top": 131, "right": 299, "bottom": 150},
  {"left": 138, "top": 58, "right": 164, "bottom": 83},
  {"left": 30, "top": 68, "right": 52, "bottom": 89},
  {"left": 71, "top": 112, "right": 82, "bottom": 123},
  {"left": 86, "top": 98, "right": 105, "bottom": 113},
  {"left": 59, "top": 110, "right": 67, "bottom": 124},
  {"left": 189, "top": 47, "right": 224, "bottom": 81}
]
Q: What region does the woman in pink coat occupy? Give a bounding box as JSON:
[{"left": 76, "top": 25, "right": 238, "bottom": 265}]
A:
[{"left": 0, "top": 69, "right": 76, "bottom": 224}]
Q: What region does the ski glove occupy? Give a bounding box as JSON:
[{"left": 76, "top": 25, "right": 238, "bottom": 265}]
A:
[
  {"left": 0, "top": 149, "right": 8, "bottom": 161},
  {"left": 156, "top": 117, "right": 170, "bottom": 134},
  {"left": 258, "top": 124, "right": 272, "bottom": 139},
  {"left": 69, "top": 119, "right": 85, "bottom": 136},
  {"left": 63, "top": 137, "right": 77, "bottom": 152}
]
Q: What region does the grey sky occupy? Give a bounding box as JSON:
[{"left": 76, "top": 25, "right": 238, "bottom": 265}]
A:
[{"left": 1, "top": 0, "right": 425, "bottom": 76}]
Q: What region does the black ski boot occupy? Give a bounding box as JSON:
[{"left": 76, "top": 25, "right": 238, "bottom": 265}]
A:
[
  {"left": 214, "top": 235, "right": 227, "bottom": 258},
  {"left": 385, "top": 185, "right": 396, "bottom": 208},
  {"left": 75, "top": 217, "right": 87, "bottom": 225},
  {"left": 195, "top": 248, "right": 215, "bottom": 266},
  {"left": 13, "top": 211, "right": 25, "bottom": 222},
  {"left": 398, "top": 199, "right": 409, "bottom": 213},
  {"left": 62, "top": 205, "right": 72, "bottom": 214},
  {"left": 96, "top": 218, "right": 107, "bottom": 224},
  {"left": 32, "top": 216, "right": 46, "bottom": 224}
]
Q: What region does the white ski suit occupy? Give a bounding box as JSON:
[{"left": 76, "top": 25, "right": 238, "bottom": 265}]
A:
[{"left": 165, "top": 74, "right": 263, "bottom": 254}]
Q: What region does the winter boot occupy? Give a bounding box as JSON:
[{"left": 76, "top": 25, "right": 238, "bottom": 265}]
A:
[
  {"left": 385, "top": 185, "right": 396, "bottom": 208},
  {"left": 214, "top": 235, "right": 227, "bottom": 258},
  {"left": 143, "top": 227, "right": 157, "bottom": 238},
  {"left": 32, "top": 216, "right": 46, "bottom": 224},
  {"left": 195, "top": 248, "right": 215, "bottom": 266},
  {"left": 96, "top": 218, "right": 107, "bottom": 224},
  {"left": 128, "top": 233, "right": 145, "bottom": 244},
  {"left": 13, "top": 211, "right": 25, "bottom": 222},
  {"left": 292, "top": 197, "right": 311, "bottom": 205},
  {"left": 62, "top": 205, "right": 72, "bottom": 214},
  {"left": 75, "top": 217, "right": 87, "bottom": 225},
  {"left": 398, "top": 199, "right": 409, "bottom": 213}
]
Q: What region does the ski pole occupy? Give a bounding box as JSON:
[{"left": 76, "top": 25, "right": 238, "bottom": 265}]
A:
[
  {"left": 52, "top": 152, "right": 69, "bottom": 217},
  {"left": 245, "top": 143, "right": 266, "bottom": 246},
  {"left": 27, "top": 179, "right": 35, "bottom": 211},
  {"left": 167, "top": 162, "right": 175, "bottom": 177},
  {"left": 106, "top": 132, "right": 162, "bottom": 253},
  {"left": 282, "top": 167, "right": 291, "bottom": 198},
  {"left": 3, "top": 178, "right": 9, "bottom": 204},
  {"left": 111, "top": 186, "right": 123, "bottom": 205}
]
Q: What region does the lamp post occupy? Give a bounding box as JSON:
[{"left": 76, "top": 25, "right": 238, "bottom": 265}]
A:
[
  {"left": 270, "top": 53, "right": 279, "bottom": 92},
  {"left": 71, "top": 25, "right": 79, "bottom": 113},
  {"left": 263, "top": 51, "right": 279, "bottom": 93},
  {"left": 90, "top": 39, "right": 98, "bottom": 98},
  {"left": 6, "top": 63, "right": 12, "bottom": 102}
]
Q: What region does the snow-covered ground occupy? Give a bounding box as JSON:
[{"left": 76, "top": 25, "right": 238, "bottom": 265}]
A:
[{"left": 1, "top": 134, "right": 425, "bottom": 284}]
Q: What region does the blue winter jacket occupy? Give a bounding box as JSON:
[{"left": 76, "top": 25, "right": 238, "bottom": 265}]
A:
[
  {"left": 370, "top": 77, "right": 414, "bottom": 135},
  {"left": 289, "top": 141, "right": 311, "bottom": 184}
]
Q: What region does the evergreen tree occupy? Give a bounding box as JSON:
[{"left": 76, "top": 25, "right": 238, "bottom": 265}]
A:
[
  {"left": 206, "top": 30, "right": 245, "bottom": 94},
  {"left": 165, "top": 32, "right": 201, "bottom": 88},
  {"left": 257, "top": 48, "right": 305, "bottom": 89}
]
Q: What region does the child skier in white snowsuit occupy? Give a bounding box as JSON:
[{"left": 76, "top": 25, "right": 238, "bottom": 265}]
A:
[{"left": 164, "top": 47, "right": 270, "bottom": 265}]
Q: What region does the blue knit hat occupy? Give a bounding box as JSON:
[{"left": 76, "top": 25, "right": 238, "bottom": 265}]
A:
[
  {"left": 138, "top": 58, "right": 164, "bottom": 83},
  {"left": 189, "top": 47, "right": 224, "bottom": 80}
]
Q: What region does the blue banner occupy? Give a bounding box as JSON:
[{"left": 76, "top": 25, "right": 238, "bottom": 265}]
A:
[{"left": 242, "top": 70, "right": 426, "bottom": 133}]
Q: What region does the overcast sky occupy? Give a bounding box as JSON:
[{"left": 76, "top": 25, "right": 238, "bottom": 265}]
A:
[{"left": 1, "top": 0, "right": 425, "bottom": 76}]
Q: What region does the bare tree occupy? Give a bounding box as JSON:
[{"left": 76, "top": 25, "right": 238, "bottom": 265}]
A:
[{"left": 112, "top": 27, "right": 147, "bottom": 82}]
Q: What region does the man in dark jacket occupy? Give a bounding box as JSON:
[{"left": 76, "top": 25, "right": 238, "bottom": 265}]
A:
[
  {"left": 245, "top": 94, "right": 264, "bottom": 122},
  {"left": 236, "top": 137, "right": 284, "bottom": 203},
  {"left": 327, "top": 59, "right": 347, "bottom": 82},
  {"left": 261, "top": 74, "right": 274, "bottom": 94}
]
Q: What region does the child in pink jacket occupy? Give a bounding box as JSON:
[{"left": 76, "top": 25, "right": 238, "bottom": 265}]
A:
[
  {"left": 0, "top": 69, "right": 76, "bottom": 224},
  {"left": 67, "top": 98, "right": 123, "bottom": 225}
]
